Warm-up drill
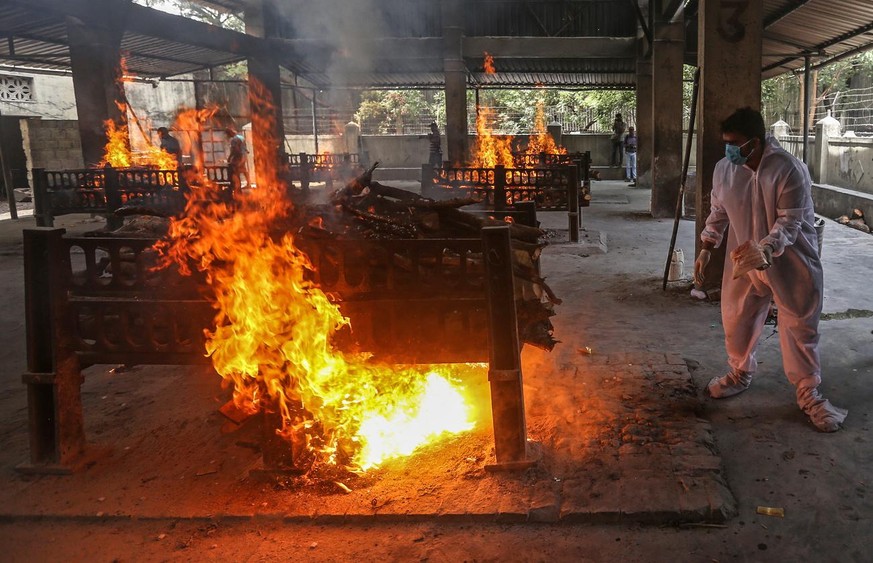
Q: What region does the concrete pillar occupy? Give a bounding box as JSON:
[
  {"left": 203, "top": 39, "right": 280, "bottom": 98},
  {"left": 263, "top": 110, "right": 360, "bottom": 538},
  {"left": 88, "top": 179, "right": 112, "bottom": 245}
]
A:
[
  {"left": 770, "top": 119, "right": 790, "bottom": 140},
  {"left": 650, "top": 18, "right": 684, "bottom": 218},
  {"left": 547, "top": 120, "right": 562, "bottom": 149},
  {"left": 246, "top": 1, "right": 287, "bottom": 180},
  {"left": 813, "top": 113, "right": 841, "bottom": 184},
  {"left": 344, "top": 121, "right": 361, "bottom": 155},
  {"left": 695, "top": 0, "right": 763, "bottom": 291},
  {"left": 636, "top": 57, "right": 654, "bottom": 189},
  {"left": 442, "top": 0, "right": 467, "bottom": 165},
  {"left": 66, "top": 16, "right": 126, "bottom": 167}
]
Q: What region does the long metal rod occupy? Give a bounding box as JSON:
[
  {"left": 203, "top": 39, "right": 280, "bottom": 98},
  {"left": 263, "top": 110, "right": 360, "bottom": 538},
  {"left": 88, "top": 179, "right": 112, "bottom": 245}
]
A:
[
  {"left": 0, "top": 109, "right": 18, "bottom": 219},
  {"left": 663, "top": 67, "right": 700, "bottom": 290},
  {"left": 311, "top": 90, "right": 319, "bottom": 155},
  {"left": 803, "top": 55, "right": 812, "bottom": 163},
  {"left": 630, "top": 0, "right": 653, "bottom": 48}
]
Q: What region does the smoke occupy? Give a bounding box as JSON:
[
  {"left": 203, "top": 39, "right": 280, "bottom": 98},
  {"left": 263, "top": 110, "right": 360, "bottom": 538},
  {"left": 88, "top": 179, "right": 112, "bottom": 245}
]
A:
[{"left": 274, "top": 0, "right": 390, "bottom": 88}]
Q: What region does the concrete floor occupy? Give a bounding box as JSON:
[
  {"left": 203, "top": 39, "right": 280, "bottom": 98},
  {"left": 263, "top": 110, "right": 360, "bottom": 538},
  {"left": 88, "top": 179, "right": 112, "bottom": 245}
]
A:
[{"left": 0, "top": 180, "right": 871, "bottom": 561}]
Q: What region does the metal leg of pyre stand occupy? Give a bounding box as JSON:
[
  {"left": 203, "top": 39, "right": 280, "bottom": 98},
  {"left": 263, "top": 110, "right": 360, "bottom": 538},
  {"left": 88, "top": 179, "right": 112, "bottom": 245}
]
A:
[
  {"left": 567, "top": 166, "right": 580, "bottom": 242},
  {"left": 17, "top": 228, "right": 91, "bottom": 474},
  {"left": 250, "top": 399, "right": 309, "bottom": 479},
  {"left": 481, "top": 226, "right": 538, "bottom": 471}
]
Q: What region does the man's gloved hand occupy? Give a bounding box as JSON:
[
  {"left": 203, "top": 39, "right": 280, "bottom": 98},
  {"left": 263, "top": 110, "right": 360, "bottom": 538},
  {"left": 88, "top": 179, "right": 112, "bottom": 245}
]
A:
[
  {"left": 760, "top": 243, "right": 774, "bottom": 268},
  {"left": 694, "top": 249, "right": 711, "bottom": 286}
]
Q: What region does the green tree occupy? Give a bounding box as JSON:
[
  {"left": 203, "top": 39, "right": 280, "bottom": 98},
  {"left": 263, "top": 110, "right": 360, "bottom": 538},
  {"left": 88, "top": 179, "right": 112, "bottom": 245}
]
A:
[
  {"left": 135, "top": 0, "right": 243, "bottom": 30},
  {"left": 355, "top": 90, "right": 444, "bottom": 134}
]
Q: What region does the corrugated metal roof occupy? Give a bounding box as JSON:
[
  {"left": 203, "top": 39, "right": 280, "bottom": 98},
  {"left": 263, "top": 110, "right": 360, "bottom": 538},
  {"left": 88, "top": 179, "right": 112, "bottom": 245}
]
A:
[
  {"left": 2, "top": 1, "right": 869, "bottom": 88},
  {"left": 0, "top": 3, "right": 245, "bottom": 78},
  {"left": 761, "top": 0, "right": 873, "bottom": 77}
]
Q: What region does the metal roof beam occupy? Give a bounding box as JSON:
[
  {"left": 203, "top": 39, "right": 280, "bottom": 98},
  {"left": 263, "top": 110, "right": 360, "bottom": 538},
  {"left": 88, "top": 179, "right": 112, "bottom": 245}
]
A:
[
  {"left": 462, "top": 37, "right": 636, "bottom": 58},
  {"left": 660, "top": 0, "right": 685, "bottom": 22},
  {"left": 12, "top": 0, "right": 261, "bottom": 56},
  {"left": 810, "top": 42, "right": 873, "bottom": 71},
  {"left": 763, "top": 19, "right": 873, "bottom": 73},
  {"left": 763, "top": 0, "right": 812, "bottom": 29}
]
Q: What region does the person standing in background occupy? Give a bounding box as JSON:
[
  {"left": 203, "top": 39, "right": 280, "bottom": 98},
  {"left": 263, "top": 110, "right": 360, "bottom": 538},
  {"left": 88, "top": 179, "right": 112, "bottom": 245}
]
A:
[
  {"left": 623, "top": 126, "right": 637, "bottom": 186},
  {"left": 426, "top": 121, "right": 442, "bottom": 167},
  {"left": 157, "top": 127, "right": 182, "bottom": 165},
  {"left": 224, "top": 127, "right": 249, "bottom": 191},
  {"left": 610, "top": 113, "right": 627, "bottom": 167}
]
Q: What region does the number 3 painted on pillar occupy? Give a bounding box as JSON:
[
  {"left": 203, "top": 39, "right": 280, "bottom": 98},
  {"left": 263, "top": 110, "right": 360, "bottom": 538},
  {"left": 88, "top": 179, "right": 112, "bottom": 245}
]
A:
[{"left": 718, "top": 0, "right": 749, "bottom": 43}]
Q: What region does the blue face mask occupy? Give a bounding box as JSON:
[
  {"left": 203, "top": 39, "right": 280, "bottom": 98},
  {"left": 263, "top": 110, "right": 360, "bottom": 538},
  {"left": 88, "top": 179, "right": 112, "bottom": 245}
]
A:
[{"left": 725, "top": 138, "right": 754, "bottom": 165}]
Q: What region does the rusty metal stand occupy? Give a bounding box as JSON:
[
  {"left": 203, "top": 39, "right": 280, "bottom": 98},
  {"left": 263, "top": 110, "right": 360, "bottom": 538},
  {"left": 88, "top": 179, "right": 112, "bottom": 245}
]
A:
[
  {"left": 299, "top": 152, "right": 311, "bottom": 193},
  {"left": 567, "top": 165, "right": 580, "bottom": 242},
  {"left": 32, "top": 168, "right": 51, "bottom": 227},
  {"left": 481, "top": 226, "right": 537, "bottom": 471},
  {"left": 103, "top": 165, "right": 124, "bottom": 230},
  {"left": 17, "top": 228, "right": 89, "bottom": 474},
  {"left": 493, "top": 164, "right": 507, "bottom": 212},
  {"left": 248, "top": 397, "right": 310, "bottom": 480}
]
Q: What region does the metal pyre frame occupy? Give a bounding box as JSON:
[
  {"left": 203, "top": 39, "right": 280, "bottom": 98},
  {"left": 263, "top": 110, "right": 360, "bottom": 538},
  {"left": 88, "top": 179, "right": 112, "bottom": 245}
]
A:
[
  {"left": 19, "top": 226, "right": 533, "bottom": 474},
  {"left": 511, "top": 150, "right": 593, "bottom": 207},
  {"left": 421, "top": 163, "right": 581, "bottom": 242},
  {"left": 32, "top": 165, "right": 232, "bottom": 228},
  {"left": 287, "top": 152, "right": 363, "bottom": 192}
]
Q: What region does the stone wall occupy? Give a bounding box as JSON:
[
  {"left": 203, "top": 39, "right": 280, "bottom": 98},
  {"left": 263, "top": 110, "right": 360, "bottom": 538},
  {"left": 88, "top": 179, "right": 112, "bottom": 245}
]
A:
[
  {"left": 824, "top": 138, "right": 873, "bottom": 195},
  {"left": 20, "top": 119, "right": 84, "bottom": 171},
  {"left": 0, "top": 72, "right": 78, "bottom": 120},
  {"left": 812, "top": 183, "right": 873, "bottom": 224}
]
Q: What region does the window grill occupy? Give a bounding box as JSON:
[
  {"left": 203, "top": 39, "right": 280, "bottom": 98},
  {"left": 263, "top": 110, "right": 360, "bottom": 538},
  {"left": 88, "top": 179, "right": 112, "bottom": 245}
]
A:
[{"left": 0, "top": 75, "right": 34, "bottom": 102}]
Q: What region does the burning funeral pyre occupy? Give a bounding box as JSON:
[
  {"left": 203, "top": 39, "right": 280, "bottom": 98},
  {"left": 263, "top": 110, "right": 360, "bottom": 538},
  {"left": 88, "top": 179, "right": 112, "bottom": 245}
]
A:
[
  {"left": 46, "top": 63, "right": 558, "bottom": 476},
  {"left": 139, "top": 153, "right": 558, "bottom": 474}
]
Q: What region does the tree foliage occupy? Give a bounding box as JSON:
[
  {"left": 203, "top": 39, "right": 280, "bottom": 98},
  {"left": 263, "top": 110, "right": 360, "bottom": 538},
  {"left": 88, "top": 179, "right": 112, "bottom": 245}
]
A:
[
  {"left": 355, "top": 88, "right": 637, "bottom": 133},
  {"left": 135, "top": 0, "right": 243, "bottom": 30},
  {"left": 355, "top": 90, "right": 445, "bottom": 134},
  {"left": 762, "top": 52, "right": 873, "bottom": 130}
]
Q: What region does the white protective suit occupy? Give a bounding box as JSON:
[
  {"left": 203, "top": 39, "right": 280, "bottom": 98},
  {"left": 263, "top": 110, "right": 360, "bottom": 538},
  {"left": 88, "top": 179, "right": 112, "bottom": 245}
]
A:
[{"left": 701, "top": 136, "right": 825, "bottom": 410}]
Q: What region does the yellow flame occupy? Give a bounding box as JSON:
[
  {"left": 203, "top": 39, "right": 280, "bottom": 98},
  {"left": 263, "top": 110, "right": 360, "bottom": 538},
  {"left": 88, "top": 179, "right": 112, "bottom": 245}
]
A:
[
  {"left": 471, "top": 106, "right": 514, "bottom": 168},
  {"left": 483, "top": 52, "right": 496, "bottom": 74},
  {"left": 526, "top": 99, "right": 566, "bottom": 156},
  {"left": 356, "top": 372, "right": 475, "bottom": 469},
  {"left": 99, "top": 119, "right": 133, "bottom": 168},
  {"left": 157, "top": 81, "right": 478, "bottom": 471}
]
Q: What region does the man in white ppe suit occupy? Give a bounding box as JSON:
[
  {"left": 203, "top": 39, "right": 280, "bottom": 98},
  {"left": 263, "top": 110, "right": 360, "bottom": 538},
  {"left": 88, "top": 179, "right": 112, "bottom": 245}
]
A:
[{"left": 694, "top": 107, "right": 847, "bottom": 432}]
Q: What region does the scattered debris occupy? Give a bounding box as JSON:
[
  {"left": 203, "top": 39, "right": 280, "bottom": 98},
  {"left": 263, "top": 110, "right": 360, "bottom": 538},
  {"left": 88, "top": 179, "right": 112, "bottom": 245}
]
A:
[
  {"left": 756, "top": 506, "right": 785, "bottom": 518},
  {"left": 333, "top": 481, "right": 353, "bottom": 494},
  {"left": 195, "top": 469, "right": 218, "bottom": 477},
  {"left": 836, "top": 209, "right": 870, "bottom": 234}
]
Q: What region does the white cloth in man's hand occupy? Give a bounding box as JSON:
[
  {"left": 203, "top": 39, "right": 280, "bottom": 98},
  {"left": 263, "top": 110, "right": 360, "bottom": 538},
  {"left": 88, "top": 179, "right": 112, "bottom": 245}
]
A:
[{"left": 730, "top": 240, "right": 771, "bottom": 279}]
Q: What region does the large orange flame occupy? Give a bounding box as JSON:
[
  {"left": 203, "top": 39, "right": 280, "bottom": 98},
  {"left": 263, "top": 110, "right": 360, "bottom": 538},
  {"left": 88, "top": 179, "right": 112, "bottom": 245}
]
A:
[
  {"left": 483, "top": 52, "right": 496, "bottom": 74},
  {"left": 98, "top": 54, "right": 180, "bottom": 170},
  {"left": 471, "top": 107, "right": 514, "bottom": 168},
  {"left": 157, "top": 81, "right": 478, "bottom": 472},
  {"left": 173, "top": 106, "right": 221, "bottom": 170},
  {"left": 99, "top": 119, "right": 133, "bottom": 168},
  {"left": 471, "top": 52, "right": 514, "bottom": 167},
  {"left": 526, "top": 100, "right": 566, "bottom": 157},
  {"left": 99, "top": 101, "right": 179, "bottom": 170}
]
